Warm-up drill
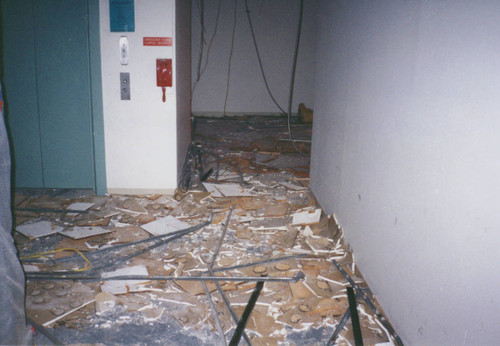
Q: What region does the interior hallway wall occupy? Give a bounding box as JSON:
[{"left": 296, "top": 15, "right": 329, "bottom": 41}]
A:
[
  {"left": 310, "top": 1, "right": 500, "bottom": 344},
  {"left": 100, "top": 0, "right": 177, "bottom": 193},
  {"left": 176, "top": 0, "right": 192, "bottom": 179},
  {"left": 191, "top": 0, "right": 317, "bottom": 115}
]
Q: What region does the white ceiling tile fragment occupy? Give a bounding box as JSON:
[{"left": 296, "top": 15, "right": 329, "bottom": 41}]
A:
[
  {"left": 141, "top": 215, "right": 190, "bottom": 236},
  {"left": 16, "top": 221, "right": 64, "bottom": 239},
  {"left": 66, "top": 202, "right": 95, "bottom": 211},
  {"left": 101, "top": 265, "right": 151, "bottom": 294},
  {"left": 292, "top": 209, "right": 322, "bottom": 226},
  {"left": 203, "top": 183, "right": 253, "bottom": 197}
]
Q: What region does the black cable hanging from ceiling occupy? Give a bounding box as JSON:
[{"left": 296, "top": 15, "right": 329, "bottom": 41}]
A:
[
  {"left": 286, "top": 0, "right": 308, "bottom": 156},
  {"left": 244, "top": 0, "right": 287, "bottom": 115}
]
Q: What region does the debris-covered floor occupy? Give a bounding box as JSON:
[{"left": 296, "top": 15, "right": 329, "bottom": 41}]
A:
[{"left": 15, "top": 116, "right": 399, "bottom": 345}]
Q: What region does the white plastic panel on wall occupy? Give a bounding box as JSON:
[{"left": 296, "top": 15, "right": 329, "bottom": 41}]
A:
[
  {"left": 100, "top": 0, "right": 177, "bottom": 193},
  {"left": 310, "top": 1, "right": 500, "bottom": 344}
]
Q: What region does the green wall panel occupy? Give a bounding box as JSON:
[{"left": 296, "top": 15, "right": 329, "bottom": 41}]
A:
[
  {"left": 1, "top": 0, "right": 44, "bottom": 187},
  {"left": 34, "top": 0, "right": 95, "bottom": 188},
  {"left": 1, "top": 0, "right": 104, "bottom": 191}
]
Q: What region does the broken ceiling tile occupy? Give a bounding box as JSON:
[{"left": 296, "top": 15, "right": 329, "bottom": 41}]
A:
[
  {"left": 101, "top": 265, "right": 151, "bottom": 294},
  {"left": 248, "top": 218, "right": 288, "bottom": 231},
  {"left": 66, "top": 202, "right": 95, "bottom": 212},
  {"left": 292, "top": 208, "right": 321, "bottom": 226},
  {"left": 59, "top": 226, "right": 111, "bottom": 239},
  {"left": 16, "top": 221, "right": 64, "bottom": 239},
  {"left": 203, "top": 182, "right": 253, "bottom": 197},
  {"left": 141, "top": 215, "right": 190, "bottom": 236},
  {"left": 23, "top": 264, "right": 40, "bottom": 272},
  {"left": 279, "top": 182, "right": 306, "bottom": 191},
  {"left": 95, "top": 292, "right": 117, "bottom": 315}
]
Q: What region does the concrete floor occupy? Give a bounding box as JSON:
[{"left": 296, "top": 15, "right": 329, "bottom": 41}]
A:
[{"left": 16, "top": 116, "right": 397, "bottom": 345}]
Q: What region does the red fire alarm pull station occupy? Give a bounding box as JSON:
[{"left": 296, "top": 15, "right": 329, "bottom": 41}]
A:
[{"left": 156, "top": 59, "right": 172, "bottom": 102}]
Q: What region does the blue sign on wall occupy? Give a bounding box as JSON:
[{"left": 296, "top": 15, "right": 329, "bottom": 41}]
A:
[{"left": 110, "top": 0, "right": 135, "bottom": 32}]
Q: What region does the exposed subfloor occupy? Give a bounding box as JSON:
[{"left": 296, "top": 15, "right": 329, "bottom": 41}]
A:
[{"left": 15, "top": 116, "right": 398, "bottom": 345}]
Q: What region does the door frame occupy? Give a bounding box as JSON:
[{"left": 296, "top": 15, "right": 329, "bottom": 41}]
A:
[{"left": 88, "top": 0, "right": 107, "bottom": 195}]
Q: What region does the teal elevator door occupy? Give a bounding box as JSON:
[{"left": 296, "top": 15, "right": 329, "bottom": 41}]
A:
[{"left": 1, "top": 0, "right": 95, "bottom": 189}]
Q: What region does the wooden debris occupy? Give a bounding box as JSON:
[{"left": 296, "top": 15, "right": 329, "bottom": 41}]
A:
[
  {"left": 274, "top": 263, "right": 291, "bottom": 271},
  {"left": 289, "top": 281, "right": 314, "bottom": 299},
  {"left": 174, "top": 280, "right": 217, "bottom": 296},
  {"left": 137, "top": 214, "right": 156, "bottom": 224},
  {"left": 290, "top": 313, "right": 303, "bottom": 324},
  {"left": 309, "top": 298, "right": 347, "bottom": 317},
  {"left": 253, "top": 265, "right": 267, "bottom": 274},
  {"left": 76, "top": 216, "right": 111, "bottom": 227}
]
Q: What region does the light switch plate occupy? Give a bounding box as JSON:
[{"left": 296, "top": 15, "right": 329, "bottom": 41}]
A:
[
  {"left": 120, "top": 72, "right": 130, "bottom": 100},
  {"left": 120, "top": 36, "right": 129, "bottom": 65}
]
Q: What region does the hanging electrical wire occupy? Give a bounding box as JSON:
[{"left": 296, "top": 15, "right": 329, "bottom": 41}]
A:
[
  {"left": 287, "top": 0, "right": 308, "bottom": 155},
  {"left": 195, "top": 0, "right": 206, "bottom": 83},
  {"left": 200, "top": 0, "right": 222, "bottom": 77},
  {"left": 223, "top": 0, "right": 239, "bottom": 116},
  {"left": 244, "top": 0, "right": 286, "bottom": 115},
  {"left": 192, "top": 0, "right": 222, "bottom": 95}
]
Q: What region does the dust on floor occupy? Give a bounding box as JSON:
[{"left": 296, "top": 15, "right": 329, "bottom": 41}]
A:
[{"left": 15, "top": 116, "right": 398, "bottom": 345}]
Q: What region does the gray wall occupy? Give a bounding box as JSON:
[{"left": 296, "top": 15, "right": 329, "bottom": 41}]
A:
[
  {"left": 310, "top": 1, "right": 500, "bottom": 344},
  {"left": 191, "top": 0, "right": 317, "bottom": 115}
]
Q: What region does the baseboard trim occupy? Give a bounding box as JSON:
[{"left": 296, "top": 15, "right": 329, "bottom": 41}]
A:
[
  {"left": 107, "top": 188, "right": 175, "bottom": 195},
  {"left": 192, "top": 112, "right": 298, "bottom": 118}
]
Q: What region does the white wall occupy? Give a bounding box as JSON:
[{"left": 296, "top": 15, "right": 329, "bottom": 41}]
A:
[
  {"left": 191, "top": 0, "right": 317, "bottom": 115},
  {"left": 175, "top": 0, "right": 191, "bottom": 178},
  {"left": 100, "top": 0, "right": 177, "bottom": 194},
  {"left": 310, "top": 1, "right": 500, "bottom": 344}
]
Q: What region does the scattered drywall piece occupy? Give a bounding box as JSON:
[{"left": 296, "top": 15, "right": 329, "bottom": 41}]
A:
[
  {"left": 203, "top": 183, "right": 253, "bottom": 197},
  {"left": 59, "top": 226, "right": 111, "bottom": 239},
  {"left": 248, "top": 218, "right": 288, "bottom": 231},
  {"left": 292, "top": 209, "right": 321, "bottom": 226},
  {"left": 279, "top": 182, "right": 306, "bottom": 191},
  {"left": 141, "top": 215, "right": 190, "bottom": 236},
  {"left": 16, "top": 221, "right": 64, "bottom": 239},
  {"left": 95, "top": 292, "right": 117, "bottom": 315},
  {"left": 117, "top": 199, "right": 147, "bottom": 215},
  {"left": 101, "top": 265, "right": 151, "bottom": 294},
  {"left": 22, "top": 264, "right": 40, "bottom": 272},
  {"left": 303, "top": 226, "right": 314, "bottom": 237},
  {"left": 66, "top": 202, "right": 94, "bottom": 211}
]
